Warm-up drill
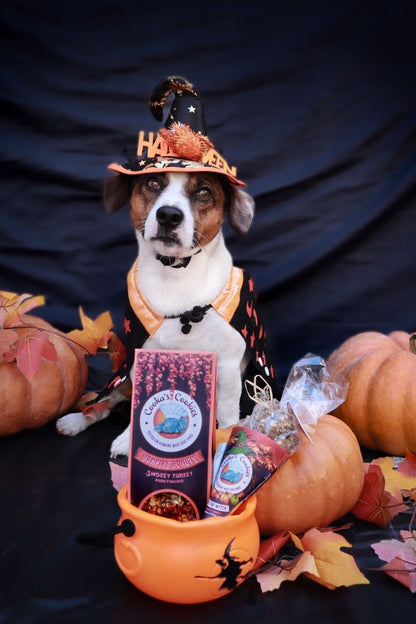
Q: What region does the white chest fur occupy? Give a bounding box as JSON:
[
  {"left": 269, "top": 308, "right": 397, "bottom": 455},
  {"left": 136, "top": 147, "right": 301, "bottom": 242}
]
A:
[
  {"left": 137, "top": 231, "right": 233, "bottom": 316},
  {"left": 144, "top": 310, "right": 246, "bottom": 428}
]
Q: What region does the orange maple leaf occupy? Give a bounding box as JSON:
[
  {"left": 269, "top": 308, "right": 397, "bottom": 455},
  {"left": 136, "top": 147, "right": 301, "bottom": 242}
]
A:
[
  {"left": 66, "top": 307, "right": 113, "bottom": 355},
  {"left": 291, "top": 528, "right": 369, "bottom": 589},
  {"left": 351, "top": 464, "right": 408, "bottom": 527},
  {"left": 0, "top": 291, "right": 45, "bottom": 328}
]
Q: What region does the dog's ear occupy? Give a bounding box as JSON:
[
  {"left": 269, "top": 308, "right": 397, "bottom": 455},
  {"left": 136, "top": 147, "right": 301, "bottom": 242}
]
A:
[
  {"left": 228, "top": 187, "right": 255, "bottom": 235},
  {"left": 103, "top": 174, "right": 131, "bottom": 213}
]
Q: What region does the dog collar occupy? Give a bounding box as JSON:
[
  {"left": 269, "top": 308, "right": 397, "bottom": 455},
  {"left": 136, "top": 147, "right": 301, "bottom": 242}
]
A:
[{"left": 156, "top": 248, "right": 202, "bottom": 269}]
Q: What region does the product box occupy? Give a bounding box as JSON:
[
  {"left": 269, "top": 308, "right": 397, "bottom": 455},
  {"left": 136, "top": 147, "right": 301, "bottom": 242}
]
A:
[{"left": 128, "top": 349, "right": 217, "bottom": 521}]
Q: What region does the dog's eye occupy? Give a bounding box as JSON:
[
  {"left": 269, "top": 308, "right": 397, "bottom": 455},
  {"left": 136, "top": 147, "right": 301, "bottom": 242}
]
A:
[
  {"left": 146, "top": 178, "right": 162, "bottom": 191},
  {"left": 196, "top": 186, "right": 212, "bottom": 201}
]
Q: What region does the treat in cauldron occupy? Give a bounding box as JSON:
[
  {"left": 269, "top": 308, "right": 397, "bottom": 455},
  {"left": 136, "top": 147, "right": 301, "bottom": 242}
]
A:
[{"left": 141, "top": 491, "right": 198, "bottom": 522}]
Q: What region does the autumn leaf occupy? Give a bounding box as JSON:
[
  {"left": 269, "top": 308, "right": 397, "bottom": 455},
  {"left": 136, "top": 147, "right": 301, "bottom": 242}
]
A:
[
  {"left": 290, "top": 528, "right": 369, "bottom": 589},
  {"left": 75, "top": 392, "right": 98, "bottom": 411},
  {"left": 66, "top": 307, "right": 113, "bottom": 355},
  {"left": 372, "top": 530, "right": 416, "bottom": 593},
  {"left": 351, "top": 464, "right": 408, "bottom": 527},
  {"left": 5, "top": 332, "right": 58, "bottom": 379},
  {"left": 108, "top": 333, "right": 126, "bottom": 372},
  {"left": 0, "top": 329, "right": 18, "bottom": 360},
  {"left": 256, "top": 551, "right": 318, "bottom": 592},
  {"left": 372, "top": 456, "right": 416, "bottom": 499},
  {"left": 407, "top": 488, "right": 416, "bottom": 503},
  {"left": 0, "top": 291, "right": 45, "bottom": 328},
  {"left": 252, "top": 531, "right": 290, "bottom": 571},
  {"left": 397, "top": 450, "right": 416, "bottom": 479},
  {"left": 82, "top": 399, "right": 111, "bottom": 419}
]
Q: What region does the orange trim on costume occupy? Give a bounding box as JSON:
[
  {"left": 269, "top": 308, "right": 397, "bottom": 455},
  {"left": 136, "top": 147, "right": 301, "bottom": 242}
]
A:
[
  {"left": 211, "top": 266, "right": 244, "bottom": 323},
  {"left": 127, "top": 261, "right": 243, "bottom": 334},
  {"left": 127, "top": 260, "right": 164, "bottom": 337}
]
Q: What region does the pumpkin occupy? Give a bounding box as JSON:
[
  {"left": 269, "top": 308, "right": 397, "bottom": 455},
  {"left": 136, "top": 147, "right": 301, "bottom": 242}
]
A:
[
  {"left": 216, "top": 415, "right": 364, "bottom": 536},
  {"left": 327, "top": 330, "right": 416, "bottom": 456},
  {"left": 0, "top": 313, "right": 88, "bottom": 436}
]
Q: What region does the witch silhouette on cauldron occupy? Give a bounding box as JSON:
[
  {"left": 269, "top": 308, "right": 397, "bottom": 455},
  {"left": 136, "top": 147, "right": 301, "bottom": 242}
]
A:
[{"left": 196, "top": 537, "right": 253, "bottom": 590}]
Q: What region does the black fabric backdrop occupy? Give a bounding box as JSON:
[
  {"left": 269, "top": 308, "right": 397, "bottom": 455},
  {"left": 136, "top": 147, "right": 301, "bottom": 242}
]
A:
[{"left": 1, "top": 1, "right": 415, "bottom": 622}]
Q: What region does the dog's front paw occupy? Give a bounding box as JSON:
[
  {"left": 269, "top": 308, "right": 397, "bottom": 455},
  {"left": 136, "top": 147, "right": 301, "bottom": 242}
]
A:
[
  {"left": 110, "top": 427, "right": 130, "bottom": 458},
  {"left": 56, "top": 412, "right": 92, "bottom": 437}
]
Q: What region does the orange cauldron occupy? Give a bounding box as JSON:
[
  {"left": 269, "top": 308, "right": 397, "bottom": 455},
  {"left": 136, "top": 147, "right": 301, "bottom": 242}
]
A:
[{"left": 114, "top": 485, "right": 260, "bottom": 604}]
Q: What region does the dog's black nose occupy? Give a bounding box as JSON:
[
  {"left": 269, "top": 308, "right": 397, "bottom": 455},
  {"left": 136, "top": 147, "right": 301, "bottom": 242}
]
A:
[{"left": 156, "top": 205, "right": 184, "bottom": 230}]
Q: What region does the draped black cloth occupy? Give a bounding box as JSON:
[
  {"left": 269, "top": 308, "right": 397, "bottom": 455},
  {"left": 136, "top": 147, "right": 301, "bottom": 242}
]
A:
[{"left": 1, "top": 1, "right": 415, "bottom": 621}]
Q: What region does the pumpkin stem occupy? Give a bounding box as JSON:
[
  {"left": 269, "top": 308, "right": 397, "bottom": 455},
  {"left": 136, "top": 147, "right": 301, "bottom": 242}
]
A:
[{"left": 410, "top": 333, "right": 416, "bottom": 354}]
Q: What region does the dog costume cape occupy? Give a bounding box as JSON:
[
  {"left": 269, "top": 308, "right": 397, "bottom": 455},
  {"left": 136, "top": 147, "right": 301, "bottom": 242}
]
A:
[{"left": 87, "top": 260, "right": 278, "bottom": 418}]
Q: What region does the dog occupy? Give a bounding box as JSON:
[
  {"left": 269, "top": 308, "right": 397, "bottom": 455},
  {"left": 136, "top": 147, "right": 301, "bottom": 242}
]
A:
[
  {"left": 56, "top": 75, "right": 277, "bottom": 457},
  {"left": 56, "top": 169, "right": 262, "bottom": 456}
]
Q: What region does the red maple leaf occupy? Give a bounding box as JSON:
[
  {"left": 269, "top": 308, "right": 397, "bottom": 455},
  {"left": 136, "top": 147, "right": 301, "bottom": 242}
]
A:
[
  {"left": 8, "top": 332, "right": 58, "bottom": 379},
  {"left": 82, "top": 399, "right": 111, "bottom": 419},
  {"left": 108, "top": 333, "right": 126, "bottom": 372},
  {"left": 351, "top": 464, "right": 408, "bottom": 527},
  {"left": 252, "top": 530, "right": 290, "bottom": 571},
  {"left": 398, "top": 450, "right": 416, "bottom": 478}
]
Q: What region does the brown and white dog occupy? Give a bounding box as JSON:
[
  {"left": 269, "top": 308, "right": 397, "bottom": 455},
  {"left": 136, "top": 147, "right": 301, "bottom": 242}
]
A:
[{"left": 56, "top": 170, "right": 255, "bottom": 456}]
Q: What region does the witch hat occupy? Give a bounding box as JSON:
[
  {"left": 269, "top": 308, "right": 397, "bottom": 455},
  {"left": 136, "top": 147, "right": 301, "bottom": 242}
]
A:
[{"left": 108, "top": 75, "right": 246, "bottom": 187}]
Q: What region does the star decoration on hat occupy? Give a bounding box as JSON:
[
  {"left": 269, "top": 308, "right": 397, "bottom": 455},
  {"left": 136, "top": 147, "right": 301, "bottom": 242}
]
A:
[{"left": 188, "top": 105, "right": 196, "bottom": 113}]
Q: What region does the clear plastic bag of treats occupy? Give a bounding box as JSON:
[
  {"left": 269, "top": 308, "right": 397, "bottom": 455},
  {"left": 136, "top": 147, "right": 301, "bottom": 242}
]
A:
[
  {"left": 278, "top": 352, "right": 349, "bottom": 440},
  {"left": 244, "top": 376, "right": 300, "bottom": 452}
]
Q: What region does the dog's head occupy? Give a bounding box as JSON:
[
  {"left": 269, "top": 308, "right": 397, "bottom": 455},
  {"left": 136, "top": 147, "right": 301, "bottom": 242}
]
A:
[{"left": 103, "top": 171, "right": 254, "bottom": 257}]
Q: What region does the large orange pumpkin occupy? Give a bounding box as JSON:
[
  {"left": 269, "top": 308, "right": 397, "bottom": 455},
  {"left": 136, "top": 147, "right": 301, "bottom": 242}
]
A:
[
  {"left": 327, "top": 330, "right": 416, "bottom": 456},
  {"left": 0, "top": 313, "right": 88, "bottom": 435},
  {"left": 216, "top": 415, "right": 364, "bottom": 536}
]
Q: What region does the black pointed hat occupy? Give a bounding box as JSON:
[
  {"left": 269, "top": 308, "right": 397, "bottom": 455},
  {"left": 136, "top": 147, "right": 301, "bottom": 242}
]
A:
[
  {"left": 150, "top": 76, "right": 207, "bottom": 134},
  {"left": 108, "top": 75, "right": 246, "bottom": 187}
]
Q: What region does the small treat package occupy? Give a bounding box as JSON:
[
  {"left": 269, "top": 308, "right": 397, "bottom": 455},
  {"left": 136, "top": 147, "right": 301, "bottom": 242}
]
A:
[
  {"left": 128, "top": 349, "right": 217, "bottom": 521},
  {"left": 203, "top": 423, "right": 298, "bottom": 519},
  {"left": 204, "top": 377, "right": 300, "bottom": 519}
]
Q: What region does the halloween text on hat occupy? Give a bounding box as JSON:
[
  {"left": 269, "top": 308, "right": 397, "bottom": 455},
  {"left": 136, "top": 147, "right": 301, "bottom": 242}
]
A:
[{"left": 137, "top": 130, "right": 238, "bottom": 179}]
